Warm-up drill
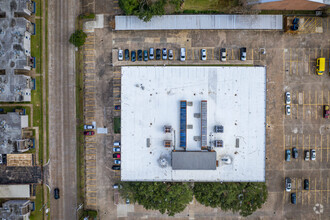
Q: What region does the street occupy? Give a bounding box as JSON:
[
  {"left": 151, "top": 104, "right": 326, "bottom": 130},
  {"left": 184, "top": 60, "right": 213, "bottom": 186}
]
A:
[{"left": 48, "top": 0, "right": 78, "bottom": 219}]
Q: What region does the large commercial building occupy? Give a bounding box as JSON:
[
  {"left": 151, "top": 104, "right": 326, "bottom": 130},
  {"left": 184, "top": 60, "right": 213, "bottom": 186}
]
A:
[
  {"left": 0, "top": 200, "right": 33, "bottom": 219},
  {"left": 0, "top": 0, "right": 35, "bottom": 102},
  {"left": 121, "top": 66, "right": 266, "bottom": 182}
]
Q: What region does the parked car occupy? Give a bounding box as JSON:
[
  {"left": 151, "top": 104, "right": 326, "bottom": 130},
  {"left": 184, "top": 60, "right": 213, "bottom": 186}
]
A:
[
  {"left": 291, "top": 193, "right": 296, "bottom": 204},
  {"left": 84, "top": 124, "right": 95, "bottom": 130},
  {"left": 168, "top": 49, "right": 173, "bottom": 60},
  {"left": 115, "top": 105, "right": 120, "bottom": 110},
  {"left": 131, "top": 50, "right": 136, "bottom": 62},
  {"left": 304, "top": 150, "right": 310, "bottom": 161},
  {"left": 311, "top": 149, "right": 316, "bottom": 160},
  {"left": 0, "top": 154, "right": 2, "bottom": 165},
  {"left": 113, "top": 184, "right": 122, "bottom": 189},
  {"left": 292, "top": 147, "right": 298, "bottom": 159},
  {"left": 118, "top": 49, "right": 123, "bottom": 61},
  {"left": 114, "top": 159, "right": 121, "bottom": 164},
  {"left": 220, "top": 48, "right": 226, "bottom": 61},
  {"left": 156, "top": 49, "right": 161, "bottom": 60},
  {"left": 162, "top": 48, "right": 167, "bottom": 60},
  {"left": 84, "top": 131, "right": 95, "bottom": 136},
  {"left": 112, "top": 165, "right": 120, "bottom": 171},
  {"left": 201, "top": 49, "right": 206, "bottom": 61},
  {"left": 149, "top": 48, "right": 154, "bottom": 60},
  {"left": 114, "top": 141, "right": 120, "bottom": 146},
  {"left": 286, "top": 105, "right": 291, "bottom": 115},
  {"left": 143, "top": 50, "right": 148, "bottom": 61},
  {"left": 286, "top": 92, "right": 291, "bottom": 104},
  {"left": 285, "top": 177, "right": 292, "bottom": 192},
  {"left": 240, "top": 47, "right": 247, "bottom": 61},
  {"left": 113, "top": 153, "right": 120, "bottom": 159},
  {"left": 180, "top": 48, "right": 186, "bottom": 61},
  {"left": 124, "top": 49, "right": 129, "bottom": 61},
  {"left": 285, "top": 149, "right": 291, "bottom": 161},
  {"left": 54, "top": 188, "right": 60, "bottom": 199},
  {"left": 113, "top": 147, "right": 120, "bottom": 152},
  {"left": 304, "top": 179, "right": 309, "bottom": 190},
  {"left": 126, "top": 198, "right": 130, "bottom": 204},
  {"left": 137, "top": 50, "right": 143, "bottom": 61}
]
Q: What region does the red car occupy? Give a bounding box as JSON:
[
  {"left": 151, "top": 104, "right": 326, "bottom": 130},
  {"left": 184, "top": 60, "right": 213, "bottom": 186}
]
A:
[
  {"left": 84, "top": 131, "right": 95, "bottom": 136},
  {"left": 113, "top": 153, "right": 120, "bottom": 159}
]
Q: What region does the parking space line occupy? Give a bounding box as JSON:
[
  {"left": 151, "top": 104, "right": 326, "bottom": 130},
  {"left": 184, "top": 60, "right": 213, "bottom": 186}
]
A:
[
  {"left": 315, "top": 177, "right": 317, "bottom": 203},
  {"left": 321, "top": 178, "right": 323, "bottom": 203},
  {"left": 113, "top": 84, "right": 121, "bottom": 86},
  {"left": 212, "top": 49, "right": 214, "bottom": 60},
  {"left": 328, "top": 178, "right": 329, "bottom": 204},
  {"left": 283, "top": 49, "right": 285, "bottom": 75},
  {"left": 85, "top": 85, "right": 96, "bottom": 88},
  {"left": 283, "top": 135, "right": 285, "bottom": 150},
  {"left": 251, "top": 49, "right": 253, "bottom": 61},
  {"left": 309, "top": 177, "right": 311, "bottom": 204},
  {"left": 85, "top": 105, "right": 95, "bottom": 107},
  {"left": 86, "top": 147, "right": 96, "bottom": 150},
  {"left": 316, "top": 91, "right": 318, "bottom": 120},
  {"left": 85, "top": 61, "right": 95, "bottom": 63},
  {"left": 303, "top": 91, "right": 305, "bottom": 119},
  {"left": 291, "top": 135, "right": 292, "bottom": 148},
  {"left": 309, "top": 91, "right": 311, "bottom": 119},
  {"left": 309, "top": 135, "right": 311, "bottom": 152},
  {"left": 85, "top": 66, "right": 95, "bottom": 70},
  {"left": 289, "top": 48, "right": 292, "bottom": 75},
  {"left": 231, "top": 49, "right": 234, "bottom": 60},
  {"left": 308, "top": 48, "right": 311, "bottom": 74},
  {"left": 303, "top": 134, "right": 305, "bottom": 153},
  {"left": 327, "top": 135, "right": 329, "bottom": 162},
  {"left": 85, "top": 54, "right": 95, "bottom": 57},
  {"left": 86, "top": 172, "right": 96, "bottom": 174},
  {"left": 86, "top": 142, "right": 96, "bottom": 143}
]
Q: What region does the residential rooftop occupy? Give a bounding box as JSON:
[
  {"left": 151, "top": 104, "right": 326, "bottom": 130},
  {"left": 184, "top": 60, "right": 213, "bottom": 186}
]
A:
[
  {"left": 0, "top": 112, "right": 29, "bottom": 154},
  {"left": 121, "top": 66, "right": 266, "bottom": 182},
  {"left": 0, "top": 0, "right": 35, "bottom": 102}
]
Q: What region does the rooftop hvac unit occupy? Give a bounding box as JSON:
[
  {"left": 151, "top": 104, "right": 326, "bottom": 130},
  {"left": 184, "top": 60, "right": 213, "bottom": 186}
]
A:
[
  {"left": 158, "top": 156, "right": 168, "bottom": 168},
  {"left": 164, "top": 125, "right": 172, "bottom": 133},
  {"left": 214, "top": 125, "right": 224, "bottom": 133},
  {"left": 221, "top": 155, "right": 232, "bottom": 165},
  {"left": 214, "top": 140, "right": 223, "bottom": 147},
  {"left": 164, "top": 140, "right": 172, "bottom": 148}
]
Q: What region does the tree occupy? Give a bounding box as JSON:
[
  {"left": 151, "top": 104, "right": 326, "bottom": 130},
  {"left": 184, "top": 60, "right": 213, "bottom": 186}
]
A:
[
  {"left": 120, "top": 182, "right": 193, "bottom": 216},
  {"left": 69, "top": 30, "right": 87, "bottom": 47},
  {"left": 194, "top": 182, "right": 268, "bottom": 217}
]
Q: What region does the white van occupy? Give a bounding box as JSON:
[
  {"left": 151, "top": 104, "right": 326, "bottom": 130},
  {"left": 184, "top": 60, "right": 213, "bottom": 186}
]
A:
[
  {"left": 114, "top": 141, "right": 120, "bottom": 146},
  {"left": 180, "top": 48, "right": 186, "bottom": 61}
]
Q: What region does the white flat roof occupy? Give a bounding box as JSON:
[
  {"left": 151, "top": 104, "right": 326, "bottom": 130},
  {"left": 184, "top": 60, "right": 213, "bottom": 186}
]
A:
[
  {"left": 115, "top": 15, "right": 283, "bottom": 30},
  {"left": 121, "top": 66, "right": 266, "bottom": 182},
  {"left": 0, "top": 184, "right": 30, "bottom": 198}
]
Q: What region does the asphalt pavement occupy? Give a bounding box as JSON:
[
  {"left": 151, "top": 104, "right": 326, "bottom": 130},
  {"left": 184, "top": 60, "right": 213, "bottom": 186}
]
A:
[{"left": 48, "top": 0, "right": 78, "bottom": 219}]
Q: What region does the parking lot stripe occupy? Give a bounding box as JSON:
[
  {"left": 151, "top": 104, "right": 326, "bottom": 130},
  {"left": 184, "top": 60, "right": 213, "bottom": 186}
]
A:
[
  {"left": 327, "top": 135, "right": 329, "bottom": 162},
  {"left": 283, "top": 135, "right": 285, "bottom": 150},
  {"left": 113, "top": 71, "right": 120, "bottom": 74},
  {"left": 289, "top": 48, "right": 292, "bottom": 75},
  {"left": 231, "top": 49, "right": 234, "bottom": 60},
  {"left": 315, "top": 178, "right": 317, "bottom": 203},
  {"left": 290, "top": 135, "right": 292, "bottom": 148},
  {"left": 303, "top": 134, "right": 305, "bottom": 153},
  {"left": 321, "top": 135, "right": 323, "bottom": 162},
  {"left": 212, "top": 49, "right": 214, "bottom": 60},
  {"left": 85, "top": 61, "right": 95, "bottom": 63},
  {"left": 309, "top": 177, "right": 311, "bottom": 204},
  {"left": 303, "top": 91, "right": 305, "bottom": 119},
  {"left": 283, "top": 49, "right": 285, "bottom": 75},
  {"left": 309, "top": 135, "right": 311, "bottom": 152}
]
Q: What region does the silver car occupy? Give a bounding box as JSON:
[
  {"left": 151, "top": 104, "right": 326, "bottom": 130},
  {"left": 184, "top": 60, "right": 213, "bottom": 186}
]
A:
[
  {"left": 311, "top": 149, "right": 316, "bottom": 160},
  {"left": 285, "top": 177, "right": 292, "bottom": 192},
  {"left": 168, "top": 49, "right": 173, "bottom": 60},
  {"left": 180, "top": 48, "right": 186, "bottom": 61},
  {"left": 118, "top": 49, "right": 123, "bottom": 61},
  {"left": 286, "top": 92, "right": 291, "bottom": 104},
  {"left": 220, "top": 48, "right": 226, "bottom": 62},
  {"left": 149, "top": 48, "right": 154, "bottom": 60},
  {"left": 201, "top": 49, "right": 206, "bottom": 61},
  {"left": 286, "top": 105, "right": 291, "bottom": 115}
]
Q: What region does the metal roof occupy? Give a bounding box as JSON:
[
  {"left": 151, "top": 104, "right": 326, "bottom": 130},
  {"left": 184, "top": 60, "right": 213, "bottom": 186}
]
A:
[
  {"left": 115, "top": 15, "right": 283, "bottom": 30},
  {"left": 172, "top": 151, "right": 216, "bottom": 170},
  {"left": 0, "top": 185, "right": 30, "bottom": 198}
]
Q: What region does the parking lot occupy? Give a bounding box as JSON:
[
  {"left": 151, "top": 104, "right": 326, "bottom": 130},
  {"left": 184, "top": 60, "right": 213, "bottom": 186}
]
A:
[{"left": 81, "top": 15, "right": 330, "bottom": 219}]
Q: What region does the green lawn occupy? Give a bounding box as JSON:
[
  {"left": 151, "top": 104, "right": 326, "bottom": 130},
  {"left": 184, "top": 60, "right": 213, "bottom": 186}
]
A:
[
  {"left": 34, "top": 0, "right": 42, "bottom": 17},
  {"left": 29, "top": 185, "right": 44, "bottom": 220},
  {"left": 31, "top": 19, "right": 42, "bottom": 74},
  {"left": 183, "top": 0, "right": 238, "bottom": 12}
]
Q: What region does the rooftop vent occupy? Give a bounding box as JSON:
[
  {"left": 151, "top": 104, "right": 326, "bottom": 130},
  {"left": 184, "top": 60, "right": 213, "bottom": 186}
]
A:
[
  {"left": 146, "top": 138, "right": 151, "bottom": 148},
  {"left": 164, "top": 125, "right": 172, "bottom": 133},
  {"left": 236, "top": 138, "right": 239, "bottom": 148},
  {"left": 214, "top": 125, "right": 224, "bottom": 133},
  {"left": 164, "top": 140, "right": 172, "bottom": 148},
  {"left": 214, "top": 140, "right": 223, "bottom": 147}
]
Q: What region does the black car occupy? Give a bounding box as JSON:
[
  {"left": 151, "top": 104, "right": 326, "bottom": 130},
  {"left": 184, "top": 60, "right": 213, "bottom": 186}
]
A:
[
  {"left": 112, "top": 165, "right": 120, "bottom": 171},
  {"left": 156, "top": 48, "right": 161, "bottom": 60},
  {"left": 291, "top": 193, "right": 296, "bottom": 204},
  {"left": 131, "top": 50, "right": 136, "bottom": 62},
  {"left": 304, "top": 179, "right": 309, "bottom": 190},
  {"left": 115, "top": 105, "right": 121, "bottom": 110},
  {"left": 292, "top": 147, "right": 298, "bottom": 159},
  {"left": 54, "top": 188, "right": 60, "bottom": 199},
  {"left": 137, "top": 50, "right": 143, "bottom": 61},
  {"left": 124, "top": 49, "right": 129, "bottom": 61},
  {"left": 143, "top": 50, "right": 148, "bottom": 61}
]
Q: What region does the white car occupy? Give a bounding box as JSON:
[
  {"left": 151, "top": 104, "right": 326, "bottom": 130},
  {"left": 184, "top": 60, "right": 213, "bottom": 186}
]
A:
[
  {"left": 220, "top": 48, "right": 226, "bottom": 61},
  {"left": 168, "top": 49, "right": 173, "bottom": 60},
  {"left": 114, "top": 159, "right": 121, "bottom": 164},
  {"left": 180, "top": 48, "right": 186, "bottom": 61},
  {"left": 84, "top": 124, "right": 95, "bottom": 130},
  {"left": 286, "top": 92, "right": 291, "bottom": 104},
  {"left": 118, "top": 49, "right": 123, "bottom": 61},
  {"left": 286, "top": 105, "right": 291, "bottom": 115},
  {"left": 113, "top": 147, "right": 120, "bottom": 152},
  {"left": 201, "top": 49, "right": 206, "bottom": 61},
  {"left": 285, "top": 178, "right": 291, "bottom": 192},
  {"left": 304, "top": 150, "right": 310, "bottom": 161},
  {"left": 311, "top": 149, "right": 316, "bottom": 160}
]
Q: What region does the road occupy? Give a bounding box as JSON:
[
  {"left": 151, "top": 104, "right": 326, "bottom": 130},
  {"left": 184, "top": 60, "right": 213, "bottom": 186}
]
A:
[{"left": 48, "top": 0, "right": 78, "bottom": 219}]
